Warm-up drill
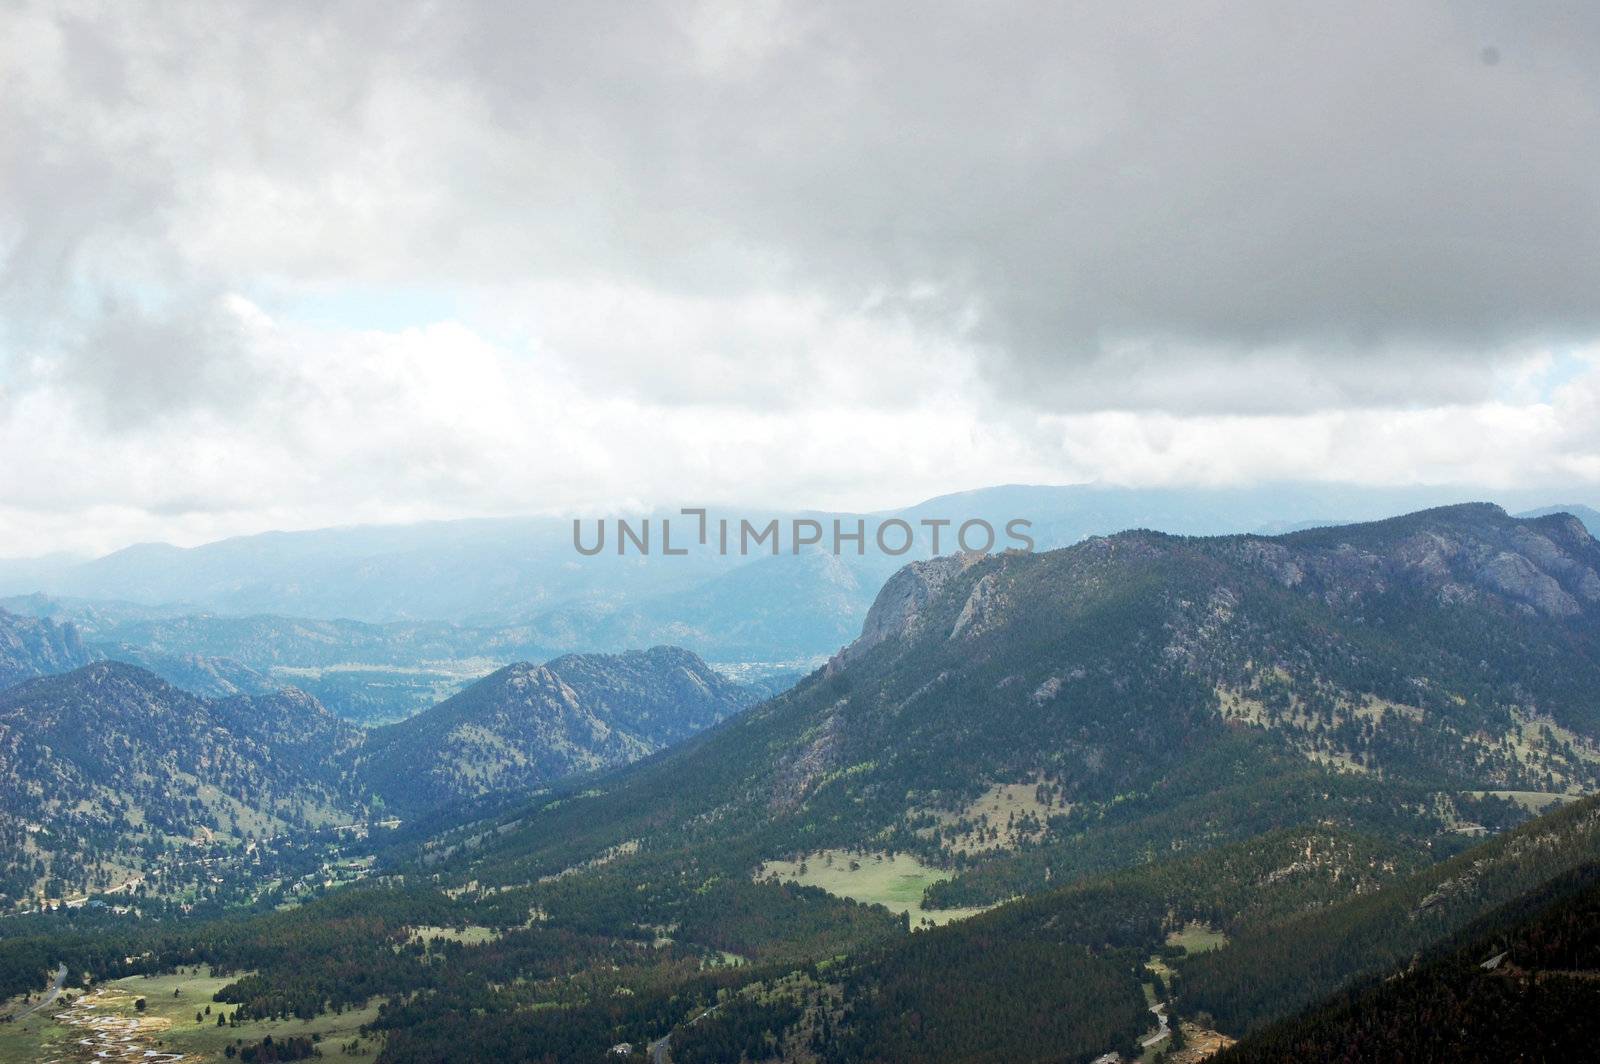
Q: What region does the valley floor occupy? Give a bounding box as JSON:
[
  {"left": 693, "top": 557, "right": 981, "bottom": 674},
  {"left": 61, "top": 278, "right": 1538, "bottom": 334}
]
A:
[{"left": 0, "top": 967, "right": 384, "bottom": 1064}]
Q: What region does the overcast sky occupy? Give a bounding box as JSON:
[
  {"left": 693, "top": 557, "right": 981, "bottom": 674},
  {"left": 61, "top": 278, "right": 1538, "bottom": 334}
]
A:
[{"left": 3, "top": 0, "right": 1600, "bottom": 557}]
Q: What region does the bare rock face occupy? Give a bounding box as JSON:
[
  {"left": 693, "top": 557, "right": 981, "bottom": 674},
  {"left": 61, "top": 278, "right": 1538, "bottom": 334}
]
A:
[
  {"left": 840, "top": 553, "right": 981, "bottom": 662},
  {"left": 1477, "top": 552, "right": 1581, "bottom": 618},
  {"left": 950, "top": 572, "right": 1002, "bottom": 640},
  {"left": 1234, "top": 541, "right": 1306, "bottom": 587},
  {"left": 1394, "top": 531, "right": 1461, "bottom": 580},
  {"left": 1229, "top": 505, "right": 1600, "bottom": 621},
  {"left": 0, "top": 608, "right": 96, "bottom": 690}
]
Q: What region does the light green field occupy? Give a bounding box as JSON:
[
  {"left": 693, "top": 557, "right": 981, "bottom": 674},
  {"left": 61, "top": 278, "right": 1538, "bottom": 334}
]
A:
[
  {"left": 0, "top": 1003, "right": 74, "bottom": 1063},
  {"left": 1166, "top": 921, "right": 1228, "bottom": 954},
  {"left": 3, "top": 966, "right": 385, "bottom": 1062},
  {"left": 1468, "top": 790, "right": 1578, "bottom": 814},
  {"left": 407, "top": 924, "right": 501, "bottom": 946},
  {"left": 756, "top": 849, "right": 987, "bottom": 926},
  {"left": 1144, "top": 923, "right": 1228, "bottom": 998}
]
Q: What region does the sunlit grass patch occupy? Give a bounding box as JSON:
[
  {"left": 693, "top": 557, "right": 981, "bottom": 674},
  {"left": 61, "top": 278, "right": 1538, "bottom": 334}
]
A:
[{"left": 756, "top": 848, "right": 988, "bottom": 926}]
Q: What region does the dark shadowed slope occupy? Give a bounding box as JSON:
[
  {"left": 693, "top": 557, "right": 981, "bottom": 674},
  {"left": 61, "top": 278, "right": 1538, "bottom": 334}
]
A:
[{"left": 1213, "top": 857, "right": 1600, "bottom": 1062}]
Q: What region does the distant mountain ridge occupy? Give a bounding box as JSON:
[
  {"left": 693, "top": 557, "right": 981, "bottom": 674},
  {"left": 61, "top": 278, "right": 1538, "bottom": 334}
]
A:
[
  {"left": 0, "top": 606, "right": 279, "bottom": 701},
  {"left": 0, "top": 608, "right": 95, "bottom": 689},
  {"left": 1516, "top": 502, "right": 1600, "bottom": 536},
  {"left": 357, "top": 646, "right": 757, "bottom": 812},
  {"left": 0, "top": 645, "right": 765, "bottom": 905},
  {"left": 4, "top": 485, "right": 1594, "bottom": 664}
]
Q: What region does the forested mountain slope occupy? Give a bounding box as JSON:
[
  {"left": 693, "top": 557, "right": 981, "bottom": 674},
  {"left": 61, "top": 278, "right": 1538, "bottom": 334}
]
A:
[
  {"left": 356, "top": 647, "right": 757, "bottom": 811},
  {"left": 0, "top": 647, "right": 762, "bottom": 908},
  {"left": 1214, "top": 859, "right": 1600, "bottom": 1062},
  {"left": 0, "top": 663, "right": 362, "bottom": 904},
  {"left": 434, "top": 504, "right": 1600, "bottom": 906},
  {"left": 1178, "top": 793, "right": 1600, "bottom": 1033}
]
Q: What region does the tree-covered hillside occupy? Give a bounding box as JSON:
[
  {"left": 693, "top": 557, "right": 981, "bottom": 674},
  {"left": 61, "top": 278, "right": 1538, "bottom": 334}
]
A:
[
  {"left": 0, "top": 663, "right": 362, "bottom": 906},
  {"left": 355, "top": 647, "right": 758, "bottom": 812},
  {"left": 1214, "top": 860, "right": 1600, "bottom": 1062},
  {"left": 0, "top": 647, "right": 764, "bottom": 909},
  {"left": 4, "top": 505, "right": 1599, "bottom": 1062}
]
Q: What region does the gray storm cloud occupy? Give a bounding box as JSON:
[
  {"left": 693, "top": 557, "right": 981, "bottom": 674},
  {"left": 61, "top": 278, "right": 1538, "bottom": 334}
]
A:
[
  {"left": 2, "top": 0, "right": 1599, "bottom": 419},
  {"left": 436, "top": 0, "right": 1600, "bottom": 407}
]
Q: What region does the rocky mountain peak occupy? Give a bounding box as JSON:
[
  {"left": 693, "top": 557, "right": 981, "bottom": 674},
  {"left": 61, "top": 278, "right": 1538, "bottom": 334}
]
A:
[
  {"left": 840, "top": 551, "right": 991, "bottom": 664},
  {"left": 1251, "top": 503, "right": 1600, "bottom": 619},
  {"left": 0, "top": 607, "right": 96, "bottom": 689}
]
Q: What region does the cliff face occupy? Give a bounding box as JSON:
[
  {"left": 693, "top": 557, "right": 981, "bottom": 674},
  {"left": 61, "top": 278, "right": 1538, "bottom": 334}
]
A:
[
  {"left": 0, "top": 608, "right": 96, "bottom": 690},
  {"left": 1234, "top": 504, "right": 1600, "bottom": 619},
  {"left": 843, "top": 506, "right": 1600, "bottom": 674},
  {"left": 837, "top": 551, "right": 987, "bottom": 665}
]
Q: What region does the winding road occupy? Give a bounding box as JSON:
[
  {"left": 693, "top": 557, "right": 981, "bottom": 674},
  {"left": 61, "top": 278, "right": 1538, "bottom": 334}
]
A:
[
  {"left": 1141, "top": 1002, "right": 1171, "bottom": 1048},
  {"left": 647, "top": 1001, "right": 722, "bottom": 1063},
  {"left": 6, "top": 963, "right": 66, "bottom": 1021}
]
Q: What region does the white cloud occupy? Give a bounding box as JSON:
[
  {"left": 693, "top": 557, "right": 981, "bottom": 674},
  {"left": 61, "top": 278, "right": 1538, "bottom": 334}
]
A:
[
  {"left": 2, "top": 2, "right": 1600, "bottom": 556},
  {"left": 3, "top": 293, "right": 1599, "bottom": 557}
]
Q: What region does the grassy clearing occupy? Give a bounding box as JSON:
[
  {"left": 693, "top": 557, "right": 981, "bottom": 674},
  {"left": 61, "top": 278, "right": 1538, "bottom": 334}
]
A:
[
  {"left": 1351, "top": 695, "right": 1424, "bottom": 724},
  {"left": 912, "top": 779, "right": 1062, "bottom": 855},
  {"left": 1469, "top": 789, "right": 1579, "bottom": 814},
  {"left": 1486, "top": 710, "right": 1600, "bottom": 791},
  {"left": 1166, "top": 921, "right": 1228, "bottom": 954},
  {"left": 407, "top": 924, "right": 501, "bottom": 946},
  {"left": 756, "top": 849, "right": 987, "bottom": 926},
  {"left": 1303, "top": 749, "right": 1369, "bottom": 774},
  {"left": 10, "top": 967, "right": 386, "bottom": 1062},
  {"left": 0, "top": 1001, "right": 75, "bottom": 1062},
  {"left": 1164, "top": 1022, "right": 1239, "bottom": 1063}
]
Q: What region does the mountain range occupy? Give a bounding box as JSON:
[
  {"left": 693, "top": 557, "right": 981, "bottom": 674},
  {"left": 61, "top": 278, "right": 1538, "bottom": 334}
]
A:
[
  {"left": 3, "top": 485, "right": 1594, "bottom": 726},
  {"left": 4, "top": 485, "right": 1594, "bottom": 668},
  {"left": 0, "top": 647, "right": 762, "bottom": 908},
  {"left": 3, "top": 501, "right": 1600, "bottom": 1061},
  {"left": 439, "top": 504, "right": 1600, "bottom": 896}
]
